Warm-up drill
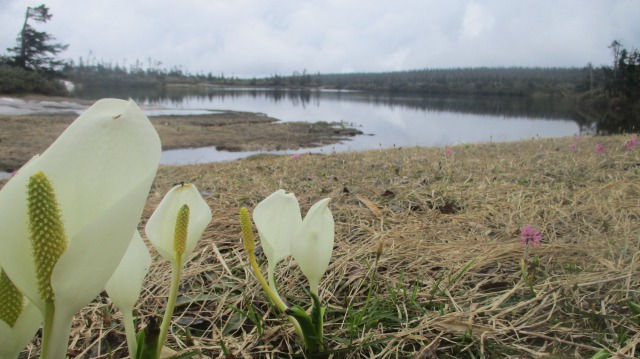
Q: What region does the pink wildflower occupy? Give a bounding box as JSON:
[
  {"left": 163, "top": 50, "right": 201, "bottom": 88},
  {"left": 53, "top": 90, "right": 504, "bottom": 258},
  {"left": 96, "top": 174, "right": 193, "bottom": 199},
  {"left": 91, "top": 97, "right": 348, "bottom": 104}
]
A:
[
  {"left": 520, "top": 225, "right": 542, "bottom": 246},
  {"left": 292, "top": 153, "right": 300, "bottom": 159},
  {"left": 445, "top": 148, "right": 454, "bottom": 155},
  {"left": 594, "top": 143, "right": 606, "bottom": 154},
  {"left": 625, "top": 137, "right": 638, "bottom": 151},
  {"left": 569, "top": 143, "right": 577, "bottom": 150}
]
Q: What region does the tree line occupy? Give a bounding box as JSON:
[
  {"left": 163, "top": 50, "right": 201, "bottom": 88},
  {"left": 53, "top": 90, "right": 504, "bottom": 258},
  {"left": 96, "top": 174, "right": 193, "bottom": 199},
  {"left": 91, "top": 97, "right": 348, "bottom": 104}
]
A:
[
  {"left": 575, "top": 41, "right": 640, "bottom": 133},
  {"left": 1, "top": 4, "right": 638, "bottom": 131}
]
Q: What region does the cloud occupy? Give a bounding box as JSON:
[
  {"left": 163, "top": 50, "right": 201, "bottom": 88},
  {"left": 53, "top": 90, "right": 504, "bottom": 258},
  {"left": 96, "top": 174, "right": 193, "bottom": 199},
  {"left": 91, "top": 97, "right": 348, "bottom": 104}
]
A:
[
  {"left": 1, "top": 0, "right": 639, "bottom": 77},
  {"left": 461, "top": 2, "right": 494, "bottom": 39}
]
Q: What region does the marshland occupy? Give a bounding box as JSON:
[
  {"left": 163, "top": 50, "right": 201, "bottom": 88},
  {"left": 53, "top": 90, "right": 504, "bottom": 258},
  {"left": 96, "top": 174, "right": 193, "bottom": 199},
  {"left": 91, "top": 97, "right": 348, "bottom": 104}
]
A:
[
  {"left": 1, "top": 5, "right": 638, "bottom": 355},
  {"left": 2, "top": 101, "right": 639, "bottom": 357}
]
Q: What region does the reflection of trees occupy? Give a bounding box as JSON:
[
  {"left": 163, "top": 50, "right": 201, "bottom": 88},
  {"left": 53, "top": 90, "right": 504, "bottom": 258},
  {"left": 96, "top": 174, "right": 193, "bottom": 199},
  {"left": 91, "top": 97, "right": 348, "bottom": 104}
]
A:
[
  {"left": 75, "top": 87, "right": 578, "bottom": 123},
  {"left": 358, "top": 94, "right": 578, "bottom": 121},
  {"left": 316, "top": 92, "right": 578, "bottom": 121}
]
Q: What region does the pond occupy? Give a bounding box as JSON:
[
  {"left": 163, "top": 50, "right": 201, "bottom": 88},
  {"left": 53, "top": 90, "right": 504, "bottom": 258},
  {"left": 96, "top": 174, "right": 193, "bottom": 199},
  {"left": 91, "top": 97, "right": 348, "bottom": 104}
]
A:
[{"left": 128, "top": 88, "right": 580, "bottom": 165}]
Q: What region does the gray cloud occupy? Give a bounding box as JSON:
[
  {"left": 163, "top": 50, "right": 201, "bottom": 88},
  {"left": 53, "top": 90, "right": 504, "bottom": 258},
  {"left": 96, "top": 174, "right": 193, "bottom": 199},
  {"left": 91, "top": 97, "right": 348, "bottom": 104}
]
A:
[{"left": 1, "top": 0, "right": 638, "bottom": 77}]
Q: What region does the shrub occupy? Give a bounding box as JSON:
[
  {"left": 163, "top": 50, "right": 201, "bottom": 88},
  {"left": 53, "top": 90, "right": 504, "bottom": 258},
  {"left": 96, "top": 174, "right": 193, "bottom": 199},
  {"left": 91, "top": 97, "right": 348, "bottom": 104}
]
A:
[{"left": 0, "top": 64, "right": 67, "bottom": 96}]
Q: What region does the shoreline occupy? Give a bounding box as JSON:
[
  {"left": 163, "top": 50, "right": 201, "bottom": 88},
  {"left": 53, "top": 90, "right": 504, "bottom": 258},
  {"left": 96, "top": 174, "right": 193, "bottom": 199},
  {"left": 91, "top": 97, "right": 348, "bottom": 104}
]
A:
[{"left": 0, "top": 96, "right": 362, "bottom": 172}]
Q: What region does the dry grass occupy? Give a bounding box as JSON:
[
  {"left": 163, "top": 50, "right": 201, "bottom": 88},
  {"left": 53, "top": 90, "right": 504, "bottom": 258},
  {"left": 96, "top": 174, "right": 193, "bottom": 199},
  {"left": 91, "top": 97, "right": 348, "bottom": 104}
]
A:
[{"left": 14, "top": 134, "right": 640, "bottom": 358}]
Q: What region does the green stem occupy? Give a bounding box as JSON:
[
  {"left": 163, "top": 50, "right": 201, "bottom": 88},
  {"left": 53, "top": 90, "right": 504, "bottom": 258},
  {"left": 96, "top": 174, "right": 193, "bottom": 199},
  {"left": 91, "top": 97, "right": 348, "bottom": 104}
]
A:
[
  {"left": 122, "top": 310, "right": 138, "bottom": 357},
  {"left": 239, "top": 208, "right": 303, "bottom": 340},
  {"left": 157, "top": 257, "right": 182, "bottom": 358},
  {"left": 40, "top": 300, "right": 55, "bottom": 359},
  {"left": 309, "top": 291, "right": 325, "bottom": 352},
  {"left": 249, "top": 254, "right": 283, "bottom": 312},
  {"left": 287, "top": 310, "right": 304, "bottom": 339},
  {"left": 248, "top": 251, "right": 303, "bottom": 339}
]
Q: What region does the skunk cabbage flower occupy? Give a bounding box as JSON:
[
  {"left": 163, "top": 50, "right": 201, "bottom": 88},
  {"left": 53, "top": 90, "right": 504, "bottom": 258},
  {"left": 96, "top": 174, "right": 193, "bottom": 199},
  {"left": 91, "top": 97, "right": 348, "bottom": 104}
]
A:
[
  {"left": 145, "top": 183, "right": 212, "bottom": 267},
  {"left": 106, "top": 232, "right": 152, "bottom": 316},
  {"left": 289, "top": 198, "right": 334, "bottom": 294},
  {"left": 105, "top": 232, "right": 152, "bottom": 356},
  {"left": 0, "top": 99, "right": 161, "bottom": 358},
  {"left": 253, "top": 190, "right": 334, "bottom": 295},
  {"left": 253, "top": 190, "right": 302, "bottom": 289},
  {"left": 250, "top": 192, "right": 334, "bottom": 354},
  {"left": 0, "top": 270, "right": 41, "bottom": 359},
  {"left": 145, "top": 183, "right": 212, "bottom": 356},
  {"left": 241, "top": 206, "right": 304, "bottom": 339}
]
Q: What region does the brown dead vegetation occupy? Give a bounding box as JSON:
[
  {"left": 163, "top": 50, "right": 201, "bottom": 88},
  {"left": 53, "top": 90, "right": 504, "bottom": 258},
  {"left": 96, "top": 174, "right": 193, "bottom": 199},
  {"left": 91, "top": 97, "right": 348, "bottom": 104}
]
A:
[
  {"left": 8, "top": 134, "right": 639, "bottom": 358},
  {"left": 0, "top": 112, "right": 361, "bottom": 172}
]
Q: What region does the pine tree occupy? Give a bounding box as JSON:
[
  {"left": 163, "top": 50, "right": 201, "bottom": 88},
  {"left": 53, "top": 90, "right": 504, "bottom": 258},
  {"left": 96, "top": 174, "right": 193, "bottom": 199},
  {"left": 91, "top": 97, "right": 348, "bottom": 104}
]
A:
[{"left": 5, "top": 4, "right": 68, "bottom": 73}]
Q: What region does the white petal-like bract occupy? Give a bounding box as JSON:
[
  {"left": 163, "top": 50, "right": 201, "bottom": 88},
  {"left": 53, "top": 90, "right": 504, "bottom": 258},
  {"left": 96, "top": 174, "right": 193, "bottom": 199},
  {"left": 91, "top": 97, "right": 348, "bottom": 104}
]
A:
[
  {"left": 253, "top": 189, "right": 302, "bottom": 286},
  {"left": 145, "top": 183, "right": 212, "bottom": 265},
  {"left": 290, "top": 198, "right": 334, "bottom": 294},
  {"left": 0, "top": 99, "right": 161, "bottom": 358}
]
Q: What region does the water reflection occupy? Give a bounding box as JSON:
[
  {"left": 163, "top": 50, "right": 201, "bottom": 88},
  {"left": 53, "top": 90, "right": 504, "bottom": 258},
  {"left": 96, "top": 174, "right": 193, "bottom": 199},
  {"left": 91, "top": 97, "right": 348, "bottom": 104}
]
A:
[
  {"left": 76, "top": 87, "right": 581, "bottom": 165},
  {"left": 77, "top": 87, "right": 579, "bottom": 121},
  {"left": 160, "top": 114, "right": 575, "bottom": 166}
]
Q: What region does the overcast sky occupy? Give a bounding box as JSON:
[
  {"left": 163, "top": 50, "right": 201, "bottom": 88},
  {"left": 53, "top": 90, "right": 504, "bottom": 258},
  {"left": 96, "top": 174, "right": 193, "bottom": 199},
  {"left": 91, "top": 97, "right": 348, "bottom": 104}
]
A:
[{"left": 1, "top": 0, "right": 639, "bottom": 78}]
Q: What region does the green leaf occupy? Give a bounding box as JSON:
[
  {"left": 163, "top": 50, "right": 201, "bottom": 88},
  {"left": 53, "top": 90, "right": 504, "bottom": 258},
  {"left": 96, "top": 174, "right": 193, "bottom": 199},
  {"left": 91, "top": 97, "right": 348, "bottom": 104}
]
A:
[
  {"left": 590, "top": 349, "right": 610, "bottom": 359},
  {"left": 222, "top": 312, "right": 246, "bottom": 336},
  {"left": 627, "top": 301, "right": 640, "bottom": 316},
  {"left": 136, "top": 318, "right": 160, "bottom": 359},
  {"left": 286, "top": 305, "right": 321, "bottom": 353},
  {"left": 134, "top": 330, "right": 145, "bottom": 359}
]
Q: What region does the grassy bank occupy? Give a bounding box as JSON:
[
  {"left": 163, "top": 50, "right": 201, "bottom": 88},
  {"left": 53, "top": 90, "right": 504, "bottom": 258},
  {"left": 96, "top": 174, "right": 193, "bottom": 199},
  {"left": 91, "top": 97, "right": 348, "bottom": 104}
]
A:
[{"left": 9, "top": 134, "right": 640, "bottom": 358}]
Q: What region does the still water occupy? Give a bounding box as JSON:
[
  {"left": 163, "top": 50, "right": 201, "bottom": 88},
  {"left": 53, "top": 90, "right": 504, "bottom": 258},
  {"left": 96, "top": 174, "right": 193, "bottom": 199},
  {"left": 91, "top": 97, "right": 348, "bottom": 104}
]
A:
[{"left": 133, "top": 89, "right": 580, "bottom": 165}]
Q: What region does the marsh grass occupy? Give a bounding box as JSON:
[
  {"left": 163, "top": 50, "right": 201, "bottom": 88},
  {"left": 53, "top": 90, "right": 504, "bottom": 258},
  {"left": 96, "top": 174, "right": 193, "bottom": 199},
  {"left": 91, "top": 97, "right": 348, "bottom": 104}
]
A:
[{"left": 12, "top": 134, "right": 640, "bottom": 358}]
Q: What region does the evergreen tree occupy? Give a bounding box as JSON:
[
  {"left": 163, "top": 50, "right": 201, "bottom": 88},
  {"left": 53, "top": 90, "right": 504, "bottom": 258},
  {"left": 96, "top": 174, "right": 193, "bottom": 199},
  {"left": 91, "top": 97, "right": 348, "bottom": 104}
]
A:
[{"left": 5, "top": 4, "right": 68, "bottom": 73}]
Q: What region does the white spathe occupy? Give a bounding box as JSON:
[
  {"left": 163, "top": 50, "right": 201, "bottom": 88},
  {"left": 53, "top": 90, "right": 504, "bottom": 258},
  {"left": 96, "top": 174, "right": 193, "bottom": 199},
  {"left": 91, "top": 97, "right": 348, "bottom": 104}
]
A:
[
  {"left": 253, "top": 189, "right": 302, "bottom": 288},
  {"left": 0, "top": 301, "right": 41, "bottom": 359},
  {"left": 105, "top": 231, "right": 152, "bottom": 356},
  {"left": 145, "top": 183, "right": 212, "bottom": 265},
  {"left": 289, "top": 198, "right": 334, "bottom": 295},
  {"left": 106, "top": 231, "right": 151, "bottom": 314},
  {"left": 0, "top": 99, "right": 161, "bottom": 358},
  {"left": 253, "top": 190, "right": 334, "bottom": 295}
]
